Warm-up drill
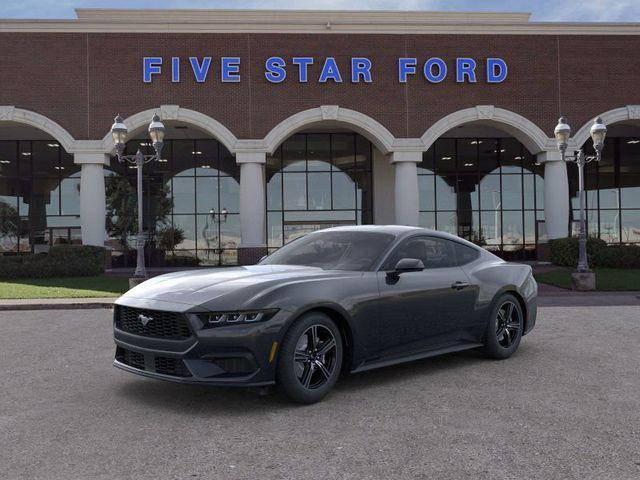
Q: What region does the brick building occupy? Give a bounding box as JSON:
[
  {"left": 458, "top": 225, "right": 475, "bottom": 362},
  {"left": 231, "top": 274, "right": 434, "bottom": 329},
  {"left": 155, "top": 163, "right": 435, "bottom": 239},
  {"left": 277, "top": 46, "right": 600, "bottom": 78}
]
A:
[{"left": 1, "top": 9, "right": 639, "bottom": 265}]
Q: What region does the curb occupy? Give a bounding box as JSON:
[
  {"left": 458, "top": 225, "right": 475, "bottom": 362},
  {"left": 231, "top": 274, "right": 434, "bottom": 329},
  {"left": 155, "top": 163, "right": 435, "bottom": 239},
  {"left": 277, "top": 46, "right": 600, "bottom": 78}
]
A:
[{"left": 0, "top": 301, "right": 114, "bottom": 311}]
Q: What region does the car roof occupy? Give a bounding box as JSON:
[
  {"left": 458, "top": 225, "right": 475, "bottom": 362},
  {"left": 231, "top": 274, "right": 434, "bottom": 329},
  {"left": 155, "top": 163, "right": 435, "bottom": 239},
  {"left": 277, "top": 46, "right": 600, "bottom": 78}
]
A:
[{"left": 314, "top": 225, "right": 422, "bottom": 235}]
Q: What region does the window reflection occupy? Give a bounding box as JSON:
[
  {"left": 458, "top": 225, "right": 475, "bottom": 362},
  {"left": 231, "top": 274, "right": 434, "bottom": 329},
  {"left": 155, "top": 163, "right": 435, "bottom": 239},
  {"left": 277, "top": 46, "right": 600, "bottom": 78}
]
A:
[
  {"left": 0, "top": 140, "right": 80, "bottom": 254},
  {"left": 568, "top": 137, "right": 640, "bottom": 245},
  {"left": 105, "top": 139, "right": 239, "bottom": 267},
  {"left": 266, "top": 133, "right": 373, "bottom": 248},
  {"left": 419, "top": 137, "right": 544, "bottom": 259}
]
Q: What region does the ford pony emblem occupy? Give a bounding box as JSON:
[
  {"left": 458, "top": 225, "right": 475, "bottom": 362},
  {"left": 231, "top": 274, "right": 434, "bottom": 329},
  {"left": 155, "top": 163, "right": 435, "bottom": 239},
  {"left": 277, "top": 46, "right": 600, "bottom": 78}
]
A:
[{"left": 138, "top": 314, "right": 153, "bottom": 326}]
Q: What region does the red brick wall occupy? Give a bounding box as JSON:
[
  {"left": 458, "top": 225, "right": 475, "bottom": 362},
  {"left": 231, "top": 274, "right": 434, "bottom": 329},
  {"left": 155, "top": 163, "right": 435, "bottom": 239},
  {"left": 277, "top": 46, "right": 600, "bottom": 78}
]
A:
[{"left": 2, "top": 32, "right": 640, "bottom": 142}]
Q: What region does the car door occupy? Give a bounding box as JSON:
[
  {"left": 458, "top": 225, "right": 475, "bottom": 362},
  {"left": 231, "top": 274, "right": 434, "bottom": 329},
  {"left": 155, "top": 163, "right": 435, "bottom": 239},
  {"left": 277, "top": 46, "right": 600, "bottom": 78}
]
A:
[{"left": 367, "top": 235, "right": 476, "bottom": 360}]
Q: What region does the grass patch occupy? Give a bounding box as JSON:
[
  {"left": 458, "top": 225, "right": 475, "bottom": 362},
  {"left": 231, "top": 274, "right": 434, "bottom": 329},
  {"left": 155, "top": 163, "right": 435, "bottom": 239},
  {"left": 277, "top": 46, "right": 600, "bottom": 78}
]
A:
[
  {"left": 0, "top": 276, "right": 130, "bottom": 299},
  {"left": 535, "top": 268, "right": 640, "bottom": 291}
]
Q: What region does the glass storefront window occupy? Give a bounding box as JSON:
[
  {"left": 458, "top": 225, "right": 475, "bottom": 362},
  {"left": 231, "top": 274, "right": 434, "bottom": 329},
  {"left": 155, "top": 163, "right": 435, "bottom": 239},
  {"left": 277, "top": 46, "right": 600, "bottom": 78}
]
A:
[
  {"left": 0, "top": 140, "right": 80, "bottom": 254},
  {"left": 106, "top": 138, "right": 239, "bottom": 267},
  {"left": 266, "top": 133, "right": 373, "bottom": 248},
  {"left": 419, "top": 136, "right": 544, "bottom": 259},
  {"left": 568, "top": 136, "right": 640, "bottom": 245}
]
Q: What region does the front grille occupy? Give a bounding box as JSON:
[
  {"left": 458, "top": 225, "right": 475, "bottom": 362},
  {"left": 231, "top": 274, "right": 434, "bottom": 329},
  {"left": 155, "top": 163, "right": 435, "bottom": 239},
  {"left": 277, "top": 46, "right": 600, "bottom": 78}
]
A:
[
  {"left": 115, "top": 347, "right": 145, "bottom": 370},
  {"left": 115, "top": 306, "right": 191, "bottom": 339},
  {"left": 155, "top": 356, "right": 192, "bottom": 377},
  {"left": 115, "top": 347, "right": 192, "bottom": 378}
]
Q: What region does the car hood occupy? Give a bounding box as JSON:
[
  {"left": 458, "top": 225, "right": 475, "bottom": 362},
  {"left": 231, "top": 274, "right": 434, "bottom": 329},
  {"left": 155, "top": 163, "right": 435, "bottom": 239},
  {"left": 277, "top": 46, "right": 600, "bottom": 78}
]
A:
[{"left": 117, "top": 265, "right": 343, "bottom": 308}]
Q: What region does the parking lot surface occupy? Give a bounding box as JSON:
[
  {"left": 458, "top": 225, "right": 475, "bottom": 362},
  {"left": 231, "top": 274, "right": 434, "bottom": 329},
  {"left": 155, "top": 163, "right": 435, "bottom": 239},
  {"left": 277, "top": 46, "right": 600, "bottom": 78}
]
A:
[{"left": 1, "top": 306, "right": 639, "bottom": 480}]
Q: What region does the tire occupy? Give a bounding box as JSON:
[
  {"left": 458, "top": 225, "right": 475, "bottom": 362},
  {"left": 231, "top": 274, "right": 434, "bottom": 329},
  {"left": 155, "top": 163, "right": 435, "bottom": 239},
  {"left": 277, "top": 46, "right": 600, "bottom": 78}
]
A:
[
  {"left": 483, "top": 293, "right": 524, "bottom": 360},
  {"left": 276, "top": 312, "right": 343, "bottom": 404}
]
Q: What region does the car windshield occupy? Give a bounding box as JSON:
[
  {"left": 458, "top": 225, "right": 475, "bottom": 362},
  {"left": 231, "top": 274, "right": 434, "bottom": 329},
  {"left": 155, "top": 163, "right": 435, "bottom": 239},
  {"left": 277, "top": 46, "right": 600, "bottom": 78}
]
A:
[{"left": 260, "top": 231, "right": 396, "bottom": 271}]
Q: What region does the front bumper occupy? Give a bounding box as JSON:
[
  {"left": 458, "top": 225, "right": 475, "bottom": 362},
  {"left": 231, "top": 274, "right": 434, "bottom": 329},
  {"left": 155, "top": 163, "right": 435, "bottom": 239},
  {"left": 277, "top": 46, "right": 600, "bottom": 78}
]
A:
[{"left": 113, "top": 303, "right": 291, "bottom": 387}]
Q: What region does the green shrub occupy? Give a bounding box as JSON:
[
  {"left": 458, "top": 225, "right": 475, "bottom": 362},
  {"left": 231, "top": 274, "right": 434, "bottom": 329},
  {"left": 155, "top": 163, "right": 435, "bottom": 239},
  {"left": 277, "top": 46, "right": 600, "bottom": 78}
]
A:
[
  {"left": 549, "top": 237, "right": 607, "bottom": 267},
  {"left": 0, "top": 245, "right": 106, "bottom": 279},
  {"left": 593, "top": 245, "right": 640, "bottom": 269},
  {"left": 550, "top": 237, "right": 640, "bottom": 269}
]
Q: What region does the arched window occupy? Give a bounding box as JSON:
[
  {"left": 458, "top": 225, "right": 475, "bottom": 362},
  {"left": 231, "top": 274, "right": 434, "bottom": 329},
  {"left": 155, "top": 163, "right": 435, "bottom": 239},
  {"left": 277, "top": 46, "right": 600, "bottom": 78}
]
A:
[
  {"left": 418, "top": 137, "right": 544, "bottom": 260},
  {"left": 107, "top": 138, "right": 239, "bottom": 267},
  {"left": 266, "top": 133, "right": 373, "bottom": 250},
  {"left": 0, "top": 140, "right": 80, "bottom": 254}
]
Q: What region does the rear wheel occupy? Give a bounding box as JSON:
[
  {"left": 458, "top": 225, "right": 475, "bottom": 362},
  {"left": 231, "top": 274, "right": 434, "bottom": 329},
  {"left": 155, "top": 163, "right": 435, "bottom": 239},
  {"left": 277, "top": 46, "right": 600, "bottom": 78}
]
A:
[
  {"left": 276, "top": 312, "right": 343, "bottom": 404},
  {"left": 483, "top": 293, "right": 523, "bottom": 359}
]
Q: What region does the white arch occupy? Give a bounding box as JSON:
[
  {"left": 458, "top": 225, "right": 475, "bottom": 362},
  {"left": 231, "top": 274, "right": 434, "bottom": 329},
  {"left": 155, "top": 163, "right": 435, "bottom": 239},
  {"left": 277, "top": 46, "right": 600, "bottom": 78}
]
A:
[
  {"left": 420, "top": 105, "right": 553, "bottom": 154},
  {"left": 263, "top": 106, "right": 396, "bottom": 155},
  {"left": 572, "top": 105, "right": 640, "bottom": 148},
  {"left": 0, "top": 106, "right": 76, "bottom": 153},
  {"left": 100, "top": 105, "right": 239, "bottom": 154}
]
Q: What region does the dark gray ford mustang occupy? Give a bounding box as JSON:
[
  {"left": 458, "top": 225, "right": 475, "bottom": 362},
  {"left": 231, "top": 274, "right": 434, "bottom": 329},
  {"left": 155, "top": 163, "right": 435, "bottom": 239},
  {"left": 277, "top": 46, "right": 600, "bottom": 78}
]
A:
[{"left": 113, "top": 225, "right": 537, "bottom": 403}]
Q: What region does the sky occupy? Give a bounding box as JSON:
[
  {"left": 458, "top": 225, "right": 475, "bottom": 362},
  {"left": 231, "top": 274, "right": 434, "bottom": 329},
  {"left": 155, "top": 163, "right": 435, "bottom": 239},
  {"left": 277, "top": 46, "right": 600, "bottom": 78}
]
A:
[{"left": 1, "top": 0, "right": 640, "bottom": 22}]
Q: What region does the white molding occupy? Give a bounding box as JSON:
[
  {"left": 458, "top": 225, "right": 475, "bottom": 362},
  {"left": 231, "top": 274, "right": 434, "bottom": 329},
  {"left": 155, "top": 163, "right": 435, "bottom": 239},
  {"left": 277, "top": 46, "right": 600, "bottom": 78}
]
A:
[
  {"left": 2, "top": 10, "right": 640, "bottom": 35},
  {"left": 159, "top": 104, "right": 180, "bottom": 120},
  {"left": 535, "top": 151, "right": 563, "bottom": 164},
  {"left": 0, "top": 106, "right": 15, "bottom": 121},
  {"left": 0, "top": 106, "right": 77, "bottom": 153},
  {"left": 390, "top": 151, "right": 423, "bottom": 164},
  {"left": 236, "top": 151, "right": 266, "bottom": 164},
  {"left": 571, "top": 105, "right": 640, "bottom": 148},
  {"left": 320, "top": 105, "right": 339, "bottom": 120},
  {"left": 421, "top": 105, "right": 553, "bottom": 154},
  {"left": 74, "top": 9, "right": 532, "bottom": 24},
  {"left": 100, "top": 105, "right": 239, "bottom": 154},
  {"left": 263, "top": 106, "right": 396, "bottom": 154}
]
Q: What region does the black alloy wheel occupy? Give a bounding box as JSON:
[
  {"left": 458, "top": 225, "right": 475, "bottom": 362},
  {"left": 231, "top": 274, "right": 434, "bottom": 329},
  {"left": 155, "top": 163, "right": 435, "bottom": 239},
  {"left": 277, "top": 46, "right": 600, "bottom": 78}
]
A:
[
  {"left": 293, "top": 324, "right": 338, "bottom": 389},
  {"left": 496, "top": 300, "right": 522, "bottom": 348},
  {"left": 483, "top": 293, "right": 523, "bottom": 359},
  {"left": 276, "top": 312, "right": 343, "bottom": 404}
]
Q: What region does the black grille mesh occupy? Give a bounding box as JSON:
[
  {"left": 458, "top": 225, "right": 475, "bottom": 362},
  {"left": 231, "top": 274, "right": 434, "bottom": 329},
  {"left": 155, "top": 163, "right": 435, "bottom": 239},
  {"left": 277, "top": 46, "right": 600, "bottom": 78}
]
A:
[
  {"left": 213, "top": 357, "right": 256, "bottom": 374},
  {"left": 116, "top": 306, "right": 191, "bottom": 339},
  {"left": 115, "top": 347, "right": 145, "bottom": 370},
  {"left": 155, "top": 356, "right": 192, "bottom": 377},
  {"left": 115, "top": 347, "right": 192, "bottom": 378}
]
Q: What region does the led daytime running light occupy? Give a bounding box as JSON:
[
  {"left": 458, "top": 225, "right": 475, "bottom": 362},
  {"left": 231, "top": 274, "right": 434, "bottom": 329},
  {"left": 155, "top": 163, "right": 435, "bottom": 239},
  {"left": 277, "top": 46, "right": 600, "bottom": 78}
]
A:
[{"left": 199, "top": 310, "right": 278, "bottom": 327}]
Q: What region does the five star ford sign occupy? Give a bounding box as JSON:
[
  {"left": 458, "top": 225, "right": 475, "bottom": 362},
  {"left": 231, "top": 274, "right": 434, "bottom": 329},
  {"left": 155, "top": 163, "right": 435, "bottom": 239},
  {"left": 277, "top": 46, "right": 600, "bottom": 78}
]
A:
[{"left": 142, "top": 56, "right": 508, "bottom": 84}]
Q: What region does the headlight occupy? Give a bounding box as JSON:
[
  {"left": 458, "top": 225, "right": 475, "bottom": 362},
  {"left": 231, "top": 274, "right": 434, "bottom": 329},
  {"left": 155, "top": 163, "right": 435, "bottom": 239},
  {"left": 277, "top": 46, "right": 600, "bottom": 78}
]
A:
[{"left": 198, "top": 309, "right": 279, "bottom": 328}]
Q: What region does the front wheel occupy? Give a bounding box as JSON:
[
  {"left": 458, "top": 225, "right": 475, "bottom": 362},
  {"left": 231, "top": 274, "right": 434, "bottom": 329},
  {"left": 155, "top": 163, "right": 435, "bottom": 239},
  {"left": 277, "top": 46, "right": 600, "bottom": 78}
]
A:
[
  {"left": 276, "top": 312, "right": 343, "bottom": 404},
  {"left": 483, "top": 293, "right": 523, "bottom": 359}
]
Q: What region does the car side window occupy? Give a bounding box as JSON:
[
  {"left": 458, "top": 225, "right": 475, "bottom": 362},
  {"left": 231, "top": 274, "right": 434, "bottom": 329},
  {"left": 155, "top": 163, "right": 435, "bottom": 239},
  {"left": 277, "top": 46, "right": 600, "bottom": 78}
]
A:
[
  {"left": 453, "top": 242, "right": 481, "bottom": 266},
  {"left": 382, "top": 236, "right": 457, "bottom": 270}
]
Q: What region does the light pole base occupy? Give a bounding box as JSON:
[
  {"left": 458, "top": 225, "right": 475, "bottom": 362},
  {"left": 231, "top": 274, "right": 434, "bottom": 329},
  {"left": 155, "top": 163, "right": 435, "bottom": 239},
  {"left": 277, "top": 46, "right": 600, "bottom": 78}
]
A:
[
  {"left": 571, "top": 271, "right": 596, "bottom": 291},
  {"left": 128, "top": 277, "right": 147, "bottom": 289}
]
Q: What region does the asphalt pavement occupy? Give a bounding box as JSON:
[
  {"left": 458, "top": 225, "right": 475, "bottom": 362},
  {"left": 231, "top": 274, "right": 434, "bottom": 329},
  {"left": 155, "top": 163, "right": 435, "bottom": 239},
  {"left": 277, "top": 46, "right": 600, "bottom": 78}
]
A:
[{"left": 1, "top": 306, "right": 639, "bottom": 480}]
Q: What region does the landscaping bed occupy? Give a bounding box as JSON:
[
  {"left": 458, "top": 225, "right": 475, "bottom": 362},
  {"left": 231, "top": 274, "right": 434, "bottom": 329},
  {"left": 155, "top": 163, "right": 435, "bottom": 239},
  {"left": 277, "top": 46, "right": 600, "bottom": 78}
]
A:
[{"left": 534, "top": 268, "right": 640, "bottom": 291}]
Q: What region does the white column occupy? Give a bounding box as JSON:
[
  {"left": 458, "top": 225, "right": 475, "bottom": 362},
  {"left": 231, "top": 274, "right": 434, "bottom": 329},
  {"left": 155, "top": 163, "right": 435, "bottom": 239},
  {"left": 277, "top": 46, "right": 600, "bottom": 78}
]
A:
[
  {"left": 539, "top": 151, "right": 569, "bottom": 239},
  {"left": 75, "top": 153, "right": 109, "bottom": 246},
  {"left": 237, "top": 152, "right": 266, "bottom": 248},
  {"left": 391, "top": 151, "right": 421, "bottom": 226}
]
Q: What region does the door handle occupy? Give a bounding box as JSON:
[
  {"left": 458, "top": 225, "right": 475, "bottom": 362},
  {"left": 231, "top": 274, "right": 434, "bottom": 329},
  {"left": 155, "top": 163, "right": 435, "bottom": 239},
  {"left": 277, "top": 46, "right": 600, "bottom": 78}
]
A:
[{"left": 451, "top": 281, "right": 469, "bottom": 290}]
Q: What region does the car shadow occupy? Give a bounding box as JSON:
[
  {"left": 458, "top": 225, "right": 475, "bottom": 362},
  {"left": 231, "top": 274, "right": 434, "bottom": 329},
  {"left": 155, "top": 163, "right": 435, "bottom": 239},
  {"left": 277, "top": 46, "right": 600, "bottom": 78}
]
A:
[{"left": 114, "top": 345, "right": 532, "bottom": 413}]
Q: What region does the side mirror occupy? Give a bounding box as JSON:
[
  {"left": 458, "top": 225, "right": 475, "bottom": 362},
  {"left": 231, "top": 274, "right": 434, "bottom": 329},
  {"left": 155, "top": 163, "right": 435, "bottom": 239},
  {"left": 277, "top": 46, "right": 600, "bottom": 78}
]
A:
[{"left": 393, "top": 258, "right": 425, "bottom": 274}]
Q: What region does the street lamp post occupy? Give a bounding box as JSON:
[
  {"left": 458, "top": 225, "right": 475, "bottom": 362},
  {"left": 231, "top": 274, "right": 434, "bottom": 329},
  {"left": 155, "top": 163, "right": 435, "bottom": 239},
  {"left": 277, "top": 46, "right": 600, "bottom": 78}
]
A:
[
  {"left": 110, "top": 114, "right": 166, "bottom": 278},
  {"left": 554, "top": 116, "right": 607, "bottom": 276}
]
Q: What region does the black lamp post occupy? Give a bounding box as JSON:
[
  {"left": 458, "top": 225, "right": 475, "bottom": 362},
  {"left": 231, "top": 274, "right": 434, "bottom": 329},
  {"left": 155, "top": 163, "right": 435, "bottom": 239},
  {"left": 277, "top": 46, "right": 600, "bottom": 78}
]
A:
[
  {"left": 110, "top": 114, "right": 166, "bottom": 278},
  {"left": 554, "top": 116, "right": 607, "bottom": 274}
]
